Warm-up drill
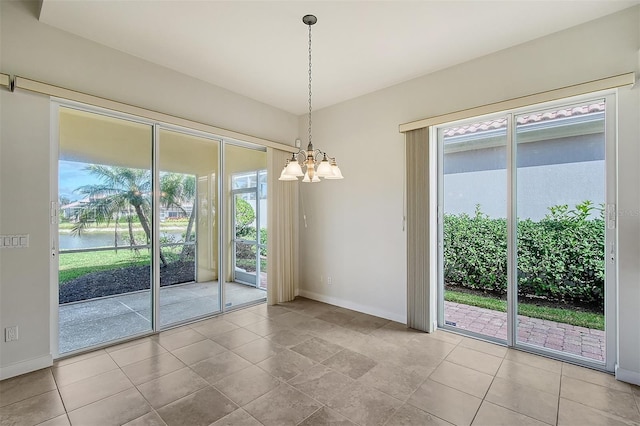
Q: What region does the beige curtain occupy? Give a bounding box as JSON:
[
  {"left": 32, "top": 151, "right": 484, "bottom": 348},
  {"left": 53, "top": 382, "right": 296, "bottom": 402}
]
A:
[
  {"left": 266, "top": 148, "right": 299, "bottom": 304},
  {"left": 405, "top": 127, "right": 433, "bottom": 332}
]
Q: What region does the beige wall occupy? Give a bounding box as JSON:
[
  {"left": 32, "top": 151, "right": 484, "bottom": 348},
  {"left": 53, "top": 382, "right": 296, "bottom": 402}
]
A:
[
  {"left": 298, "top": 6, "right": 640, "bottom": 383},
  {"left": 0, "top": 0, "right": 298, "bottom": 378},
  {"left": 0, "top": 89, "right": 53, "bottom": 376}
]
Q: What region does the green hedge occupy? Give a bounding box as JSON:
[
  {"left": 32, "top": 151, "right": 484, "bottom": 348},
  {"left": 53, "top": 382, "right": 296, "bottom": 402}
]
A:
[{"left": 444, "top": 203, "right": 605, "bottom": 309}]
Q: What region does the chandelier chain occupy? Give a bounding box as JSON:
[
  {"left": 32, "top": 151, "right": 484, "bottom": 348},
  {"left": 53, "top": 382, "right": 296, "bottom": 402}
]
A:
[
  {"left": 278, "top": 15, "right": 343, "bottom": 182},
  {"left": 308, "top": 22, "right": 312, "bottom": 147}
]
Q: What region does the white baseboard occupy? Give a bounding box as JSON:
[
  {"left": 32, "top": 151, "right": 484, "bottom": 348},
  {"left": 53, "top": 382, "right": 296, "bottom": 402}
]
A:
[
  {"left": 298, "top": 290, "right": 405, "bottom": 324},
  {"left": 0, "top": 354, "right": 53, "bottom": 380},
  {"left": 615, "top": 365, "right": 640, "bottom": 386}
]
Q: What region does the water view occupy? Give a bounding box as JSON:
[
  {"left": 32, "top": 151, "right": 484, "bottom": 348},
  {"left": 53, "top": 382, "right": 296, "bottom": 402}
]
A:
[{"left": 59, "top": 230, "right": 185, "bottom": 250}]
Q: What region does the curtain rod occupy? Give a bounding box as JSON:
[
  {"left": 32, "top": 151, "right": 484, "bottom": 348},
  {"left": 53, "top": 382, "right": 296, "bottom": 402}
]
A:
[
  {"left": 2, "top": 73, "right": 298, "bottom": 154},
  {"left": 399, "top": 72, "right": 636, "bottom": 133}
]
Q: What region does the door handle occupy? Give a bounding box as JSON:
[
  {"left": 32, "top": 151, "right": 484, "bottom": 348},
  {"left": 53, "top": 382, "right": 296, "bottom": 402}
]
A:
[{"left": 610, "top": 242, "right": 615, "bottom": 263}]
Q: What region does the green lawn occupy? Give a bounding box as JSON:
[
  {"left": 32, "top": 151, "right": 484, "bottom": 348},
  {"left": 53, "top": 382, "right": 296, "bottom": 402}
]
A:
[
  {"left": 58, "top": 246, "right": 188, "bottom": 284},
  {"left": 445, "top": 290, "right": 604, "bottom": 330},
  {"left": 236, "top": 258, "right": 268, "bottom": 273},
  {"left": 58, "top": 250, "right": 151, "bottom": 284}
]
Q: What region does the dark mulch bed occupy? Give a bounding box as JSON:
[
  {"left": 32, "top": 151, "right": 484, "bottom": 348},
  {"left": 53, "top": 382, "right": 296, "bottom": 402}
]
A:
[{"left": 59, "top": 261, "right": 195, "bottom": 304}]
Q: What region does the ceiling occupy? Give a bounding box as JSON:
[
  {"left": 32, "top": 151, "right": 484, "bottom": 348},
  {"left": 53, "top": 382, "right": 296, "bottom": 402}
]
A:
[{"left": 39, "top": 1, "right": 637, "bottom": 115}]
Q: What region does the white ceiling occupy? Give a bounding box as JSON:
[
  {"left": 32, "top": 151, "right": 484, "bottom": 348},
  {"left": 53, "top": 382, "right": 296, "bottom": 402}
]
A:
[{"left": 39, "top": 1, "right": 637, "bottom": 115}]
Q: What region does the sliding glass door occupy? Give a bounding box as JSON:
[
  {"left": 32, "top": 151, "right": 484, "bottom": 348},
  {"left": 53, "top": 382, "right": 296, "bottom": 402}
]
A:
[
  {"left": 224, "top": 144, "right": 267, "bottom": 309},
  {"left": 439, "top": 116, "right": 508, "bottom": 343},
  {"left": 55, "top": 102, "right": 271, "bottom": 356},
  {"left": 514, "top": 100, "right": 611, "bottom": 364},
  {"left": 57, "top": 107, "right": 154, "bottom": 354},
  {"left": 157, "top": 128, "right": 221, "bottom": 327},
  {"left": 438, "top": 95, "right": 615, "bottom": 370}
]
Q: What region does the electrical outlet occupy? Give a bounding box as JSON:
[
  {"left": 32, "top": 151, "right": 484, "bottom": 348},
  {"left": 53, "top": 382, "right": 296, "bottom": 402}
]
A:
[
  {"left": 327, "top": 276, "right": 332, "bottom": 285},
  {"left": 5, "top": 326, "right": 18, "bottom": 342}
]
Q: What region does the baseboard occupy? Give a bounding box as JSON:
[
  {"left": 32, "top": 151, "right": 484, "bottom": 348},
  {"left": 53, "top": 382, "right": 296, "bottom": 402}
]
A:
[
  {"left": 298, "top": 290, "right": 405, "bottom": 324},
  {"left": 615, "top": 365, "right": 640, "bottom": 386},
  {"left": 0, "top": 354, "right": 53, "bottom": 380}
]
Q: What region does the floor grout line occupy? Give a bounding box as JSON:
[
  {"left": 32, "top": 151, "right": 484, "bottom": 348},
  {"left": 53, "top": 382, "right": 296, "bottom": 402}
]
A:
[{"left": 6, "top": 298, "right": 635, "bottom": 426}]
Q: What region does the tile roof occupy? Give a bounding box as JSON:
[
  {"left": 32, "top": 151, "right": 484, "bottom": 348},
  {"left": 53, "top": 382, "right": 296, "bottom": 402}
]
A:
[{"left": 443, "top": 101, "right": 605, "bottom": 138}]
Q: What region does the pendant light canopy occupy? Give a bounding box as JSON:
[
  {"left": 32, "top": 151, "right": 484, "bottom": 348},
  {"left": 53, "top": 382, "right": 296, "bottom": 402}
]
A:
[{"left": 279, "top": 14, "right": 344, "bottom": 183}]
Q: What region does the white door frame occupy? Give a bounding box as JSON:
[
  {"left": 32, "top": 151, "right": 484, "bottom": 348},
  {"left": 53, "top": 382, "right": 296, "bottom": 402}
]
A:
[{"left": 435, "top": 91, "right": 617, "bottom": 372}]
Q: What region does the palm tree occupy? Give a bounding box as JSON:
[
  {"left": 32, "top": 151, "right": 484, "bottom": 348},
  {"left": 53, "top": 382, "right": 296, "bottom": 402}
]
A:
[
  {"left": 160, "top": 173, "right": 196, "bottom": 261},
  {"left": 72, "top": 165, "right": 168, "bottom": 266}
]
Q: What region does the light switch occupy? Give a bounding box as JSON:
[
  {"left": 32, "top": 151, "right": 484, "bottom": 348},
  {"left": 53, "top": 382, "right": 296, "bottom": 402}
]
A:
[{"left": 0, "top": 234, "right": 30, "bottom": 249}]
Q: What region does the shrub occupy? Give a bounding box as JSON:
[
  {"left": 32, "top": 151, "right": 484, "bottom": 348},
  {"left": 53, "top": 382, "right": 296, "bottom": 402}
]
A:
[
  {"left": 444, "top": 203, "right": 605, "bottom": 309},
  {"left": 235, "top": 197, "right": 256, "bottom": 238}
]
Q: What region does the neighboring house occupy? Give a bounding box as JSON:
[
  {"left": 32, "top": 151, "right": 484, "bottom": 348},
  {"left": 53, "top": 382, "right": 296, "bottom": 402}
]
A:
[
  {"left": 443, "top": 102, "right": 605, "bottom": 220},
  {"left": 61, "top": 197, "right": 193, "bottom": 223}
]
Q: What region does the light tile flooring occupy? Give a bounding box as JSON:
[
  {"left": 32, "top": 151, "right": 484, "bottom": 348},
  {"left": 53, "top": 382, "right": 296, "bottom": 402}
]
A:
[
  {"left": 59, "top": 282, "right": 265, "bottom": 354},
  {"left": 2, "top": 297, "right": 639, "bottom": 426}
]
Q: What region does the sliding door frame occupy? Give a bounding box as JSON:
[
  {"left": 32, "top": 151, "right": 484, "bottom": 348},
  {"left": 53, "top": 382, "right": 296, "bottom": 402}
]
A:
[
  {"left": 51, "top": 99, "right": 264, "bottom": 358},
  {"left": 155, "top": 123, "right": 225, "bottom": 329},
  {"left": 436, "top": 90, "right": 617, "bottom": 372},
  {"left": 223, "top": 141, "right": 268, "bottom": 310},
  {"left": 436, "top": 109, "right": 512, "bottom": 346},
  {"left": 51, "top": 100, "right": 158, "bottom": 357}
]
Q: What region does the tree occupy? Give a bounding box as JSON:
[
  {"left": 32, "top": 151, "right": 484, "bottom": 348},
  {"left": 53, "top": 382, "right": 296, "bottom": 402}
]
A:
[
  {"left": 72, "top": 165, "right": 168, "bottom": 266},
  {"left": 160, "top": 173, "right": 196, "bottom": 260}
]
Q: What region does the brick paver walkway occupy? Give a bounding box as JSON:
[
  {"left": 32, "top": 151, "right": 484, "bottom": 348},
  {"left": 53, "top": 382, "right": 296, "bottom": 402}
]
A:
[{"left": 445, "top": 301, "right": 605, "bottom": 361}]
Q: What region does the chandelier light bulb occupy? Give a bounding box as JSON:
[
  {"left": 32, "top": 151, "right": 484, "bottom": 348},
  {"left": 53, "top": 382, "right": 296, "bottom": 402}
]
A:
[
  {"left": 279, "top": 166, "right": 298, "bottom": 181},
  {"left": 316, "top": 155, "right": 333, "bottom": 178},
  {"left": 325, "top": 158, "right": 344, "bottom": 179}
]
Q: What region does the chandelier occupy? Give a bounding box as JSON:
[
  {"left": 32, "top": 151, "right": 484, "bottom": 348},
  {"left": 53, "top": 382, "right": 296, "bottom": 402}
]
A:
[{"left": 279, "top": 14, "right": 344, "bottom": 182}]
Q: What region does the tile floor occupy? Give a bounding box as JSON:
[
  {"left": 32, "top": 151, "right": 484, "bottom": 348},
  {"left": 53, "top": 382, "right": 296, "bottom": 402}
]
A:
[{"left": 2, "top": 297, "right": 639, "bottom": 426}]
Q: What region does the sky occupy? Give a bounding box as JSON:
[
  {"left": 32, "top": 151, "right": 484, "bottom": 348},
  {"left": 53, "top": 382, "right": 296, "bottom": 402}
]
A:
[{"left": 58, "top": 160, "right": 100, "bottom": 203}]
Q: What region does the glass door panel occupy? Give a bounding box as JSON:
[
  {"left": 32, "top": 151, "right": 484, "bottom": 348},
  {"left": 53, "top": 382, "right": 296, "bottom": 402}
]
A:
[
  {"left": 440, "top": 117, "right": 508, "bottom": 342},
  {"left": 58, "top": 107, "right": 153, "bottom": 354},
  {"left": 224, "top": 144, "right": 267, "bottom": 309},
  {"left": 233, "top": 192, "right": 258, "bottom": 286},
  {"left": 515, "top": 100, "right": 607, "bottom": 362},
  {"left": 437, "top": 96, "right": 613, "bottom": 370},
  {"left": 258, "top": 170, "right": 268, "bottom": 290},
  {"left": 158, "top": 128, "right": 220, "bottom": 327},
  {"left": 234, "top": 241, "right": 258, "bottom": 285}
]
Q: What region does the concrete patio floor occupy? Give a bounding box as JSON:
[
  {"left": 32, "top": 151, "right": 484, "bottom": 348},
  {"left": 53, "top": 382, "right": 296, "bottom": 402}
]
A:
[
  {"left": 59, "top": 281, "right": 265, "bottom": 354},
  {"left": 445, "top": 301, "right": 605, "bottom": 362}
]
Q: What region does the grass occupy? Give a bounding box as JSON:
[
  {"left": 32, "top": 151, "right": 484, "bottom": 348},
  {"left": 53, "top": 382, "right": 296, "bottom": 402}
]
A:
[
  {"left": 59, "top": 247, "right": 263, "bottom": 284},
  {"left": 59, "top": 250, "right": 151, "bottom": 283},
  {"left": 445, "top": 290, "right": 604, "bottom": 330},
  {"left": 58, "top": 246, "right": 186, "bottom": 284},
  {"left": 236, "top": 258, "right": 268, "bottom": 273}
]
